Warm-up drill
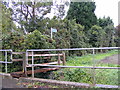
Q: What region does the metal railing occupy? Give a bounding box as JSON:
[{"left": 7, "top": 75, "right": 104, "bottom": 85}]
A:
[
  {"left": 0, "top": 47, "right": 119, "bottom": 86},
  {"left": 0, "top": 49, "right": 13, "bottom": 73},
  {"left": 26, "top": 47, "right": 119, "bottom": 86}
]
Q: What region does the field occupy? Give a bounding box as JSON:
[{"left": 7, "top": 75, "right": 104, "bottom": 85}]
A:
[{"left": 49, "top": 50, "right": 119, "bottom": 85}]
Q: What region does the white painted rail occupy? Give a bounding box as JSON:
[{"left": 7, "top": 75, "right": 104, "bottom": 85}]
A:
[
  {"left": 26, "top": 47, "right": 119, "bottom": 86},
  {"left": 0, "top": 49, "right": 12, "bottom": 73}
]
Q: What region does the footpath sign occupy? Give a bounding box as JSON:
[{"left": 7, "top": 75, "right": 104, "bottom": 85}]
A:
[
  {"left": 51, "top": 28, "right": 57, "bottom": 38},
  {"left": 51, "top": 28, "right": 57, "bottom": 32}
]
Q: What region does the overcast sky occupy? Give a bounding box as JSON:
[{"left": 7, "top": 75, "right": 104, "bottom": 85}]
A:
[
  {"left": 7, "top": 0, "right": 119, "bottom": 27},
  {"left": 94, "top": 0, "right": 119, "bottom": 27}
]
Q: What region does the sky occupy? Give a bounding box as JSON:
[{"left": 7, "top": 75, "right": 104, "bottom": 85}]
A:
[
  {"left": 7, "top": 0, "right": 119, "bottom": 27},
  {"left": 94, "top": 0, "right": 119, "bottom": 27},
  {"left": 48, "top": 0, "right": 119, "bottom": 26}
]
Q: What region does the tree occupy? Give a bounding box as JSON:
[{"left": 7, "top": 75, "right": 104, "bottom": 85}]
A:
[
  {"left": 88, "top": 25, "right": 105, "bottom": 47},
  {"left": 66, "top": 2, "right": 97, "bottom": 30},
  {"left": 104, "top": 25, "right": 116, "bottom": 47},
  {"left": 5, "top": 1, "right": 52, "bottom": 33},
  {"left": 1, "top": 3, "right": 18, "bottom": 39},
  {"left": 24, "top": 30, "right": 55, "bottom": 49},
  {"left": 97, "top": 17, "right": 116, "bottom": 47},
  {"left": 97, "top": 16, "right": 114, "bottom": 28}
]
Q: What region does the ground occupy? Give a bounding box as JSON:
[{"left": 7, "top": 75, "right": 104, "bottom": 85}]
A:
[
  {"left": 99, "top": 54, "right": 119, "bottom": 65},
  {"left": 1, "top": 75, "right": 23, "bottom": 88}
]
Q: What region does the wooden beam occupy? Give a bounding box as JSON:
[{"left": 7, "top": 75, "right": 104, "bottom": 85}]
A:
[
  {"left": 12, "top": 52, "right": 25, "bottom": 55},
  {"left": 12, "top": 57, "right": 51, "bottom": 62},
  {"left": 12, "top": 59, "right": 23, "bottom": 62},
  {"left": 10, "top": 68, "right": 59, "bottom": 78},
  {"left": 27, "top": 68, "right": 59, "bottom": 74},
  {"left": 26, "top": 61, "right": 62, "bottom": 67}
]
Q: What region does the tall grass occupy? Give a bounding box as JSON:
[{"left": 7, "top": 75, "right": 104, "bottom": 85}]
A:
[
  {"left": 50, "top": 50, "right": 119, "bottom": 85},
  {"left": 66, "top": 50, "right": 118, "bottom": 67}
]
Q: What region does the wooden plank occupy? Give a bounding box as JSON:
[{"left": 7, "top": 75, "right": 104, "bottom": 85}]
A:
[
  {"left": 10, "top": 68, "right": 59, "bottom": 78},
  {"left": 12, "top": 59, "right": 23, "bottom": 62},
  {"left": 26, "top": 61, "right": 62, "bottom": 67},
  {"left": 27, "top": 68, "right": 59, "bottom": 74},
  {"left": 28, "top": 57, "right": 51, "bottom": 60},
  {"left": 12, "top": 52, "right": 25, "bottom": 55},
  {"left": 28, "top": 54, "right": 63, "bottom": 57},
  {"left": 12, "top": 57, "right": 51, "bottom": 62}
]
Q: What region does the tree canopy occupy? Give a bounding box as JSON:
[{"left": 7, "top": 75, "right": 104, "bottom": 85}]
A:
[{"left": 66, "top": 2, "right": 97, "bottom": 30}]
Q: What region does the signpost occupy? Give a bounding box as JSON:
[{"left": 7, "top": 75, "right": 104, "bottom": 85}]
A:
[{"left": 51, "top": 28, "right": 57, "bottom": 39}]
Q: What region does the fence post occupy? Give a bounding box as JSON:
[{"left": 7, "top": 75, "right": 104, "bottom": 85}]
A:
[
  {"left": 63, "top": 53, "right": 66, "bottom": 65},
  {"left": 5, "top": 51, "right": 7, "bottom": 73},
  {"left": 32, "top": 51, "right": 34, "bottom": 78},
  {"left": 58, "top": 54, "right": 60, "bottom": 65},
  {"left": 92, "top": 49, "right": 96, "bottom": 87}
]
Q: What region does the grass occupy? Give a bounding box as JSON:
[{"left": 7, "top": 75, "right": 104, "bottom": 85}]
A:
[
  {"left": 50, "top": 50, "right": 119, "bottom": 85},
  {"left": 18, "top": 82, "right": 60, "bottom": 88},
  {"left": 66, "top": 50, "right": 118, "bottom": 67}
]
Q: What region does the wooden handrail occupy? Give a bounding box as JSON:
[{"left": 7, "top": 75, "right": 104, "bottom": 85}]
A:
[{"left": 12, "top": 52, "right": 25, "bottom": 55}]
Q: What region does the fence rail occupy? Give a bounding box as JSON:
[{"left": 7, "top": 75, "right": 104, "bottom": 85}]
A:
[
  {"left": 26, "top": 47, "right": 119, "bottom": 51},
  {"left": 0, "top": 47, "right": 119, "bottom": 87},
  {"left": 26, "top": 64, "right": 120, "bottom": 69},
  {"left": 26, "top": 47, "right": 119, "bottom": 86}
]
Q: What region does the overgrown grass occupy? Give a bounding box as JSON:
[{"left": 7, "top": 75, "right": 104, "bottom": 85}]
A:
[
  {"left": 50, "top": 50, "right": 119, "bottom": 85},
  {"left": 66, "top": 50, "right": 118, "bottom": 67}
]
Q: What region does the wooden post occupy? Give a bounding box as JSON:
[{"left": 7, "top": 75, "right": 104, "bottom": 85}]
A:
[
  {"left": 63, "top": 53, "right": 66, "bottom": 66},
  {"left": 58, "top": 54, "right": 60, "bottom": 65}
]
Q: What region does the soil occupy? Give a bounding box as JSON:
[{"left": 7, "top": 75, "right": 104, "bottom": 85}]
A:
[{"left": 98, "top": 54, "right": 120, "bottom": 65}]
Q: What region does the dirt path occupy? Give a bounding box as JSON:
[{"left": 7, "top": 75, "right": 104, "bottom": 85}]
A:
[{"left": 99, "top": 54, "right": 119, "bottom": 65}]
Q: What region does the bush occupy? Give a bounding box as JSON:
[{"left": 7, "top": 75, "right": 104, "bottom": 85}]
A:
[{"left": 24, "top": 30, "right": 55, "bottom": 49}]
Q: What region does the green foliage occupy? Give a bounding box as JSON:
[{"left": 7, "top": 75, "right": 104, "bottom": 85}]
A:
[
  {"left": 67, "top": 2, "right": 97, "bottom": 30},
  {"left": 97, "top": 16, "right": 114, "bottom": 28},
  {"left": 95, "top": 69, "right": 118, "bottom": 85},
  {"left": 10, "top": 1, "right": 52, "bottom": 33},
  {"left": 2, "top": 2, "right": 119, "bottom": 85},
  {"left": 66, "top": 50, "right": 118, "bottom": 67},
  {"left": 50, "top": 50, "right": 118, "bottom": 85},
  {"left": 24, "top": 30, "right": 55, "bottom": 49},
  {"left": 88, "top": 25, "right": 105, "bottom": 47},
  {"left": 50, "top": 68, "right": 92, "bottom": 84},
  {"left": 1, "top": 3, "right": 21, "bottom": 39},
  {"left": 2, "top": 32, "right": 25, "bottom": 51}
]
